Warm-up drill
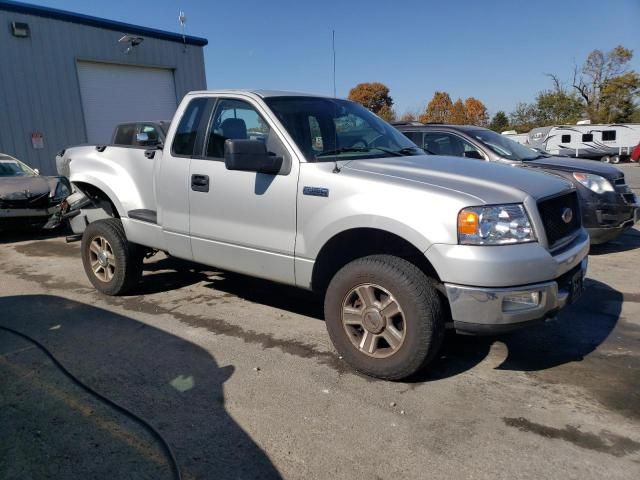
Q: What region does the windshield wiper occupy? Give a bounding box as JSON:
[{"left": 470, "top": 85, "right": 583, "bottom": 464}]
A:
[
  {"left": 317, "top": 145, "right": 421, "bottom": 159},
  {"left": 316, "top": 147, "right": 371, "bottom": 157}
]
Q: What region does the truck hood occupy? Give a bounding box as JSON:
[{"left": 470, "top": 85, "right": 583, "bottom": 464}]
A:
[
  {"left": 527, "top": 156, "right": 622, "bottom": 180},
  {"left": 341, "top": 155, "right": 573, "bottom": 204}
]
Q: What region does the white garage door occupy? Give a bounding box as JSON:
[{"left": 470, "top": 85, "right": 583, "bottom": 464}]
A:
[{"left": 77, "top": 61, "right": 177, "bottom": 144}]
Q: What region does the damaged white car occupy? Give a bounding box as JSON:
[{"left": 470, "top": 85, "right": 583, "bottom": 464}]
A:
[{"left": 0, "top": 153, "right": 70, "bottom": 230}]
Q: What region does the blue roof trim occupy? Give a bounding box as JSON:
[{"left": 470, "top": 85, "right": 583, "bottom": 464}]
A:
[{"left": 0, "top": 0, "right": 208, "bottom": 46}]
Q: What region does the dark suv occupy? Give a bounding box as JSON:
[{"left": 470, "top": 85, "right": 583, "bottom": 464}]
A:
[{"left": 394, "top": 122, "right": 639, "bottom": 244}]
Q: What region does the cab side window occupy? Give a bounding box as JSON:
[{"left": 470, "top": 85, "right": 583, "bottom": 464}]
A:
[
  {"left": 402, "top": 131, "right": 423, "bottom": 146},
  {"left": 422, "top": 132, "right": 483, "bottom": 159},
  {"left": 172, "top": 98, "right": 208, "bottom": 157},
  {"left": 204, "top": 99, "right": 287, "bottom": 161}
]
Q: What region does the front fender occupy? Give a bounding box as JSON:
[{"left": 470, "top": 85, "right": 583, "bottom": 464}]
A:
[
  {"left": 298, "top": 214, "right": 437, "bottom": 262},
  {"left": 67, "top": 147, "right": 151, "bottom": 217}
]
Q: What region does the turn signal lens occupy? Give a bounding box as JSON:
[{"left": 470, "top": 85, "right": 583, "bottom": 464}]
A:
[{"left": 458, "top": 210, "right": 479, "bottom": 235}]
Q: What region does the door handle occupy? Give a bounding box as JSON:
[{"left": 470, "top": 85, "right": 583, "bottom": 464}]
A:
[{"left": 191, "top": 174, "right": 209, "bottom": 192}]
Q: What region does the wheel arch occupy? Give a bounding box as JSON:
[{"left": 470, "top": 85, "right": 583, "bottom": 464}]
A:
[
  {"left": 310, "top": 227, "right": 442, "bottom": 293},
  {"left": 73, "top": 180, "right": 121, "bottom": 218}
]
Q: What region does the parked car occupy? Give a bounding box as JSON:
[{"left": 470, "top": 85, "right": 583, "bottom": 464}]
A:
[
  {"left": 56, "top": 121, "right": 169, "bottom": 178},
  {"left": 57, "top": 90, "right": 588, "bottom": 380},
  {"left": 0, "top": 153, "right": 70, "bottom": 229},
  {"left": 395, "top": 122, "right": 639, "bottom": 244}
]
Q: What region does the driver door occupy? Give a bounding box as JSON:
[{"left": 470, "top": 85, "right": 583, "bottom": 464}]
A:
[{"left": 189, "top": 96, "right": 299, "bottom": 284}]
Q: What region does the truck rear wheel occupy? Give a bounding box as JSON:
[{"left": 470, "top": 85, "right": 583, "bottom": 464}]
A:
[
  {"left": 324, "top": 255, "right": 444, "bottom": 380},
  {"left": 81, "top": 218, "right": 143, "bottom": 295}
]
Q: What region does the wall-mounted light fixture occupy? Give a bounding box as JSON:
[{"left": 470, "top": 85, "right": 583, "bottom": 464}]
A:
[
  {"left": 118, "top": 34, "right": 144, "bottom": 54},
  {"left": 10, "top": 21, "right": 30, "bottom": 38}
]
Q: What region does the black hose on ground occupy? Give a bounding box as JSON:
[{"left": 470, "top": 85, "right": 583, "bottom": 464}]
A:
[{"left": 0, "top": 325, "right": 181, "bottom": 480}]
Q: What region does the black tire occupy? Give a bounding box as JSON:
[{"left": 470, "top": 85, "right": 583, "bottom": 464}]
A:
[
  {"left": 81, "top": 218, "right": 143, "bottom": 295},
  {"left": 324, "top": 255, "right": 444, "bottom": 380}
]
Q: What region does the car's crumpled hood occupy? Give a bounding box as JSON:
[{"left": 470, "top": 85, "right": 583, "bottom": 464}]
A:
[
  {"left": 0, "top": 176, "right": 53, "bottom": 200},
  {"left": 528, "top": 156, "right": 622, "bottom": 179},
  {"left": 342, "top": 155, "right": 573, "bottom": 204}
]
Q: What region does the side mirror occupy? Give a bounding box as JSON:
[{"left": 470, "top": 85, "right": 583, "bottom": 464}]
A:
[
  {"left": 464, "top": 150, "right": 483, "bottom": 160},
  {"left": 224, "top": 139, "right": 282, "bottom": 175}
]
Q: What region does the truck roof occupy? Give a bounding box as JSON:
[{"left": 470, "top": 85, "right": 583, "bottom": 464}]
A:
[{"left": 186, "top": 89, "right": 332, "bottom": 99}]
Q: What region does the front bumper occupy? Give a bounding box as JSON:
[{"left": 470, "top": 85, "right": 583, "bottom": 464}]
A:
[
  {"left": 586, "top": 205, "right": 639, "bottom": 244},
  {"left": 446, "top": 257, "right": 588, "bottom": 335},
  {"left": 580, "top": 187, "right": 638, "bottom": 244},
  {"left": 0, "top": 206, "right": 57, "bottom": 219},
  {"left": 0, "top": 206, "right": 58, "bottom": 228}
]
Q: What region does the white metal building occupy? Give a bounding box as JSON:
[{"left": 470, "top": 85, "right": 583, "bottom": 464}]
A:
[{"left": 0, "top": 1, "right": 208, "bottom": 174}]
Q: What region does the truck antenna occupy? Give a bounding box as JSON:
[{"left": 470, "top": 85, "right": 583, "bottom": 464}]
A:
[
  {"left": 178, "top": 10, "right": 187, "bottom": 52},
  {"left": 332, "top": 30, "right": 341, "bottom": 174}
]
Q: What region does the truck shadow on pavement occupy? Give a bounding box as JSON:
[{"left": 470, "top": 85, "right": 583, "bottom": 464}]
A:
[
  {"left": 589, "top": 228, "right": 640, "bottom": 255},
  {"left": 0, "top": 295, "right": 282, "bottom": 480},
  {"left": 163, "top": 261, "right": 623, "bottom": 388},
  {"left": 412, "top": 278, "right": 623, "bottom": 382}
]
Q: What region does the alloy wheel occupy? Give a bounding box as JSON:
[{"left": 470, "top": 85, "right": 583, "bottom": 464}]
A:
[
  {"left": 341, "top": 283, "right": 406, "bottom": 358},
  {"left": 88, "top": 235, "right": 116, "bottom": 282}
]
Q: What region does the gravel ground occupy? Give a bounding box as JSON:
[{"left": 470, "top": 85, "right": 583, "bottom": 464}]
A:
[{"left": 0, "top": 163, "right": 639, "bottom": 480}]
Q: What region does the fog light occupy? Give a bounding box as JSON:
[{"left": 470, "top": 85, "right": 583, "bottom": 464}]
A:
[{"left": 502, "top": 291, "right": 541, "bottom": 312}]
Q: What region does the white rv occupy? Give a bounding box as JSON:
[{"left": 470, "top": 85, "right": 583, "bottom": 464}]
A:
[
  {"left": 526, "top": 122, "right": 640, "bottom": 163},
  {"left": 501, "top": 130, "right": 530, "bottom": 145}
]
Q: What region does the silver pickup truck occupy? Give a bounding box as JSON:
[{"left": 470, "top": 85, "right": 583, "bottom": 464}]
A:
[{"left": 58, "top": 90, "right": 589, "bottom": 380}]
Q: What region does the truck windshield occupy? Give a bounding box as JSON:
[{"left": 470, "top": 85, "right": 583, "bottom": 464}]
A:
[
  {"left": 468, "top": 129, "right": 543, "bottom": 161},
  {"left": 264, "top": 96, "right": 423, "bottom": 162}
]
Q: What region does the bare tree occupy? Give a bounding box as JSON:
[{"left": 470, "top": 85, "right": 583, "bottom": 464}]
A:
[{"left": 572, "top": 46, "right": 636, "bottom": 122}]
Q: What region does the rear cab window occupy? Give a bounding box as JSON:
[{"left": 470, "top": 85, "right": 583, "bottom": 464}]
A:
[{"left": 113, "top": 124, "right": 136, "bottom": 145}]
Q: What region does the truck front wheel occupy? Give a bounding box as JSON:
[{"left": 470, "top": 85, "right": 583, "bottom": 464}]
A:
[
  {"left": 81, "top": 218, "right": 143, "bottom": 295},
  {"left": 324, "top": 255, "right": 444, "bottom": 380}
]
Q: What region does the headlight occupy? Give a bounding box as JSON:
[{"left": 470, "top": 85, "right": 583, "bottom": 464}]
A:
[
  {"left": 458, "top": 204, "right": 535, "bottom": 245},
  {"left": 572, "top": 172, "right": 614, "bottom": 194},
  {"left": 51, "top": 182, "right": 70, "bottom": 202}
]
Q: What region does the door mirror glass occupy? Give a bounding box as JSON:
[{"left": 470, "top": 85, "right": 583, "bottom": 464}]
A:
[{"left": 224, "top": 139, "right": 282, "bottom": 175}]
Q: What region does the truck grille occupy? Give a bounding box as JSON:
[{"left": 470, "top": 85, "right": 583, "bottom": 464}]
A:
[{"left": 537, "top": 191, "right": 581, "bottom": 249}]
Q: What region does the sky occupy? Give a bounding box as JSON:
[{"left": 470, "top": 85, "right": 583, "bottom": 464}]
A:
[{"left": 28, "top": 0, "right": 640, "bottom": 118}]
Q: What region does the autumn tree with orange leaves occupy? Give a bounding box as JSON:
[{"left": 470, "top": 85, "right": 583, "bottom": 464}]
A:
[
  {"left": 419, "top": 91, "right": 453, "bottom": 123},
  {"left": 420, "top": 92, "right": 489, "bottom": 126},
  {"left": 450, "top": 99, "right": 467, "bottom": 124},
  {"left": 348, "top": 82, "right": 395, "bottom": 121},
  {"left": 464, "top": 97, "right": 489, "bottom": 126}
]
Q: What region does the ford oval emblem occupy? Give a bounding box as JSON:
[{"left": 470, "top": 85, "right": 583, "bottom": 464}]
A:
[{"left": 561, "top": 208, "right": 573, "bottom": 224}]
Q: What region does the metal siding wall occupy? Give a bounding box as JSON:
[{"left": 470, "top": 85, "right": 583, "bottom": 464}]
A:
[{"left": 0, "top": 9, "right": 206, "bottom": 174}]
